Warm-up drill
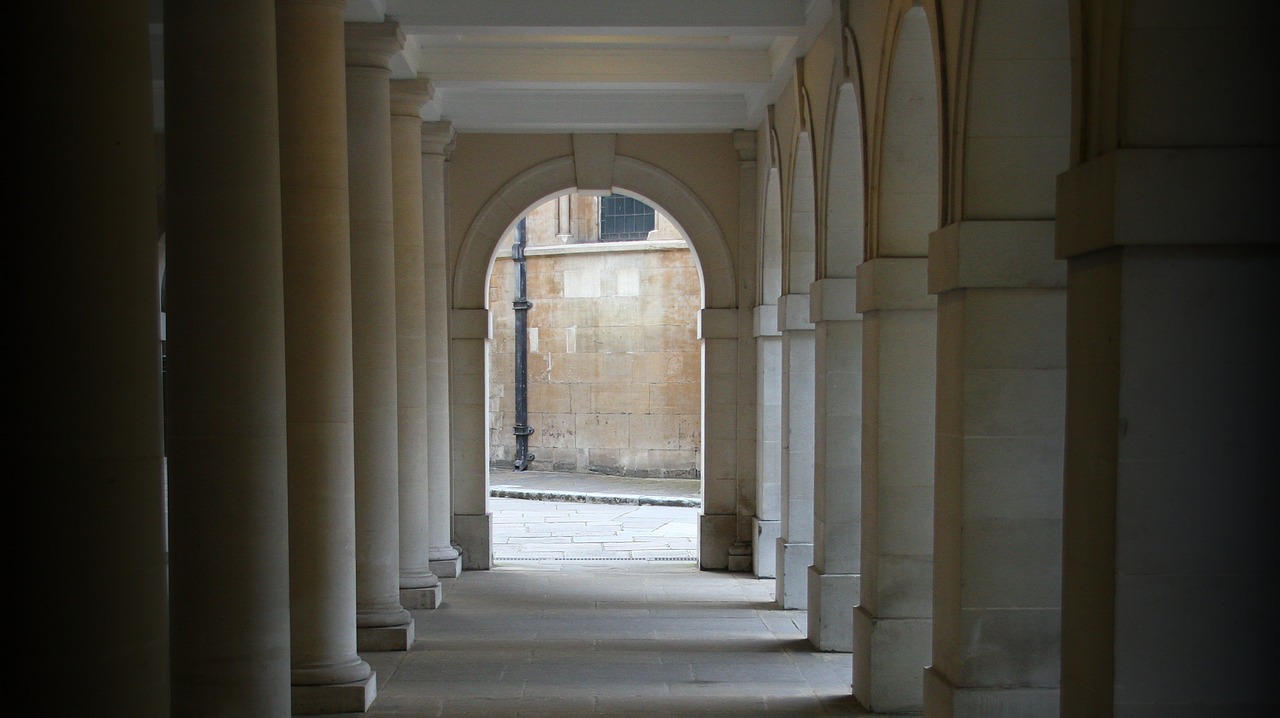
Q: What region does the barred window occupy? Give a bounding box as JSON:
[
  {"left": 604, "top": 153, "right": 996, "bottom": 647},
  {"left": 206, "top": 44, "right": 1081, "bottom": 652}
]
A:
[{"left": 599, "top": 194, "right": 655, "bottom": 241}]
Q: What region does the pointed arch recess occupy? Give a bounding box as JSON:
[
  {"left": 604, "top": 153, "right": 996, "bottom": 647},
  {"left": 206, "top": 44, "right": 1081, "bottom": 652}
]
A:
[
  {"left": 761, "top": 168, "right": 784, "bottom": 306},
  {"left": 869, "top": 3, "right": 942, "bottom": 259},
  {"left": 760, "top": 116, "right": 786, "bottom": 307},
  {"left": 952, "top": 0, "right": 1071, "bottom": 221},
  {"left": 823, "top": 82, "right": 867, "bottom": 279},
  {"left": 785, "top": 132, "right": 817, "bottom": 296},
  {"left": 821, "top": 23, "right": 868, "bottom": 278}
]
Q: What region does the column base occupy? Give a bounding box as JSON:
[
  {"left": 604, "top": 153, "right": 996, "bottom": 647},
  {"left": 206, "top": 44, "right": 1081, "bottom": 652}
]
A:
[
  {"left": 401, "top": 583, "right": 442, "bottom": 609},
  {"left": 853, "top": 606, "right": 931, "bottom": 715},
  {"left": 923, "top": 665, "right": 1058, "bottom": 718},
  {"left": 727, "top": 541, "right": 752, "bottom": 572},
  {"left": 356, "top": 618, "right": 414, "bottom": 652},
  {"left": 454, "top": 513, "right": 492, "bottom": 569},
  {"left": 292, "top": 672, "right": 376, "bottom": 715},
  {"left": 775, "top": 539, "right": 813, "bottom": 609},
  {"left": 807, "top": 566, "right": 857, "bottom": 652},
  {"left": 430, "top": 554, "right": 462, "bottom": 578},
  {"left": 752, "top": 518, "right": 780, "bottom": 578},
  {"left": 698, "top": 513, "right": 735, "bottom": 570}
]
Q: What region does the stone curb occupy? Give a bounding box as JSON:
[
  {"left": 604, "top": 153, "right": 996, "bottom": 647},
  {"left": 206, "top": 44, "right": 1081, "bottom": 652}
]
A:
[{"left": 489, "top": 488, "right": 700, "bottom": 508}]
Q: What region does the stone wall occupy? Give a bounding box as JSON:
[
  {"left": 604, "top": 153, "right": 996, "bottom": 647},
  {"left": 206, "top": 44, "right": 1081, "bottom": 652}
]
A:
[{"left": 488, "top": 196, "right": 702, "bottom": 478}]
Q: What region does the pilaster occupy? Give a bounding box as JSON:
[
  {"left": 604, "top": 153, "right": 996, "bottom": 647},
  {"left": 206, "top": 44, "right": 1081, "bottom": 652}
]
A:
[
  {"left": 852, "top": 257, "right": 936, "bottom": 714},
  {"left": 753, "top": 303, "right": 782, "bottom": 579},
  {"left": 732, "top": 130, "right": 760, "bottom": 572},
  {"left": 1056, "top": 148, "right": 1279, "bottom": 716},
  {"left": 776, "top": 293, "right": 815, "bottom": 609},
  {"left": 450, "top": 308, "right": 493, "bottom": 569},
  {"left": 422, "top": 121, "right": 462, "bottom": 578},
  {"left": 807, "top": 276, "right": 862, "bottom": 652},
  {"left": 699, "top": 307, "right": 741, "bottom": 570},
  {"left": 925, "top": 220, "right": 1066, "bottom": 717}
]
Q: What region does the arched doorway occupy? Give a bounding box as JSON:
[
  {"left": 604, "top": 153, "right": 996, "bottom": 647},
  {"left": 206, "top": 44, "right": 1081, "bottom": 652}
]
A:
[
  {"left": 449, "top": 153, "right": 740, "bottom": 572},
  {"left": 485, "top": 191, "right": 703, "bottom": 566}
]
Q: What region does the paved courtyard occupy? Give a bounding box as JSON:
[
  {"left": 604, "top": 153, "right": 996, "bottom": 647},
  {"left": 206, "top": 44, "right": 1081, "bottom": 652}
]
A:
[{"left": 491, "top": 496, "right": 699, "bottom": 565}]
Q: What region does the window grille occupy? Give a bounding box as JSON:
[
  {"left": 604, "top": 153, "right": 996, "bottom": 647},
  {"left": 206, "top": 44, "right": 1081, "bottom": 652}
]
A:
[{"left": 599, "top": 194, "right": 655, "bottom": 241}]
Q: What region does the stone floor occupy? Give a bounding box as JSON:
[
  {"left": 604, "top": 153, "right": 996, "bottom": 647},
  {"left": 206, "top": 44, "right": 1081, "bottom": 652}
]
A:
[
  {"left": 356, "top": 564, "right": 865, "bottom": 717},
  {"left": 340, "top": 471, "right": 864, "bottom": 717}
]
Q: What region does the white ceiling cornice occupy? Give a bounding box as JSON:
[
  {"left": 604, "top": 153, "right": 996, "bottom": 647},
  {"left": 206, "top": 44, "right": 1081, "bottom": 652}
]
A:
[
  {"left": 383, "top": 0, "right": 809, "bottom": 35},
  {"left": 411, "top": 46, "right": 772, "bottom": 85},
  {"left": 153, "top": 0, "right": 834, "bottom": 134}
]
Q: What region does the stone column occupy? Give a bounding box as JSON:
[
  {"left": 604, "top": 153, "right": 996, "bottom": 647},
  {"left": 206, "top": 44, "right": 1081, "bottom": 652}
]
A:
[
  {"left": 851, "top": 258, "right": 936, "bottom": 714},
  {"left": 422, "top": 121, "right": 463, "bottom": 578},
  {"left": 390, "top": 79, "right": 443, "bottom": 609},
  {"left": 775, "top": 293, "right": 814, "bottom": 608},
  {"left": 1057, "top": 149, "right": 1278, "bottom": 716},
  {"left": 922, "top": 222, "right": 1065, "bottom": 716},
  {"left": 276, "top": 1, "right": 376, "bottom": 712},
  {"left": 38, "top": 2, "right": 167, "bottom": 713},
  {"left": 753, "top": 304, "right": 783, "bottom": 578},
  {"left": 450, "top": 308, "right": 492, "bottom": 569},
  {"left": 1054, "top": 7, "right": 1278, "bottom": 714},
  {"left": 346, "top": 21, "right": 413, "bottom": 650},
  {"left": 699, "top": 308, "right": 742, "bottom": 570},
  {"left": 164, "top": 1, "right": 292, "bottom": 712},
  {"left": 729, "top": 130, "right": 759, "bottom": 573},
  {"left": 807, "top": 277, "right": 862, "bottom": 652}
]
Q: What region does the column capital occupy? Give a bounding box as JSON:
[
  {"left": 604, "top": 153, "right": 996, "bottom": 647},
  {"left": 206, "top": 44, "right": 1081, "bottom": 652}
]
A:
[
  {"left": 809, "top": 278, "right": 861, "bottom": 322},
  {"left": 421, "top": 121, "right": 456, "bottom": 156},
  {"left": 927, "top": 220, "right": 1064, "bottom": 294},
  {"left": 855, "top": 257, "right": 935, "bottom": 312},
  {"left": 390, "top": 78, "right": 433, "bottom": 119},
  {"left": 777, "top": 293, "right": 814, "bottom": 332},
  {"left": 1055, "top": 147, "right": 1278, "bottom": 259},
  {"left": 753, "top": 304, "right": 781, "bottom": 338},
  {"left": 345, "top": 22, "right": 404, "bottom": 70}
]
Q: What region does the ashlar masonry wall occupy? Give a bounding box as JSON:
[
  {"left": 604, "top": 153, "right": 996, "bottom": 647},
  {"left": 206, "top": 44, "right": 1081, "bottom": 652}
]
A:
[{"left": 488, "top": 199, "right": 702, "bottom": 479}]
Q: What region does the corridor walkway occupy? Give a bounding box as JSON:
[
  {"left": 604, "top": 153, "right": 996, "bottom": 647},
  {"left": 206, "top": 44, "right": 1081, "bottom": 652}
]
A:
[
  {"left": 357, "top": 565, "right": 863, "bottom": 717},
  {"left": 334, "top": 471, "right": 861, "bottom": 716}
]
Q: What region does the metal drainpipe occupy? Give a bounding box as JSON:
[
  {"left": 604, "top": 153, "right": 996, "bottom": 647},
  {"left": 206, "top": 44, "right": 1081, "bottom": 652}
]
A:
[{"left": 512, "top": 217, "right": 535, "bottom": 470}]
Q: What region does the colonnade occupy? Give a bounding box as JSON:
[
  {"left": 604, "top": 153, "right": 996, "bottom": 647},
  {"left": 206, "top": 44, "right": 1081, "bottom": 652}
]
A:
[
  {"left": 42, "top": 1, "right": 1275, "bottom": 716},
  {"left": 756, "top": 2, "right": 1276, "bottom": 717},
  {"left": 70, "top": 4, "right": 460, "bottom": 713}
]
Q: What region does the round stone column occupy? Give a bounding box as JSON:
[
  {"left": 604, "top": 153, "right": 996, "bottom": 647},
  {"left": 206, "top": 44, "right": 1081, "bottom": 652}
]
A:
[
  {"left": 421, "top": 121, "right": 463, "bottom": 577},
  {"left": 165, "top": 0, "right": 291, "bottom": 712},
  {"left": 277, "top": 1, "right": 375, "bottom": 710},
  {"left": 391, "top": 79, "right": 443, "bottom": 607},
  {"left": 346, "top": 22, "right": 414, "bottom": 646},
  {"left": 40, "top": 2, "right": 168, "bottom": 714}
]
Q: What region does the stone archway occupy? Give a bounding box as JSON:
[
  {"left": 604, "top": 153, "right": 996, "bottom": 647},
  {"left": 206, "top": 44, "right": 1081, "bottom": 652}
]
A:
[{"left": 449, "top": 152, "right": 742, "bottom": 571}]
